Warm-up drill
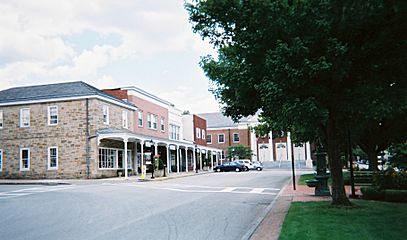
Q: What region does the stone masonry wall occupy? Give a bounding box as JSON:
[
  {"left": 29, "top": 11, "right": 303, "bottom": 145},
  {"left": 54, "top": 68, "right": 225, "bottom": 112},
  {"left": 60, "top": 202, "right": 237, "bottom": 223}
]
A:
[{"left": 0, "top": 98, "right": 135, "bottom": 179}]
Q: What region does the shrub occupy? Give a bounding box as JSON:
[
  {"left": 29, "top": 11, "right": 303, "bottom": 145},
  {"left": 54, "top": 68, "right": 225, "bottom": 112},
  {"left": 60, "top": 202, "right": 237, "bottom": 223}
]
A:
[
  {"left": 360, "top": 187, "right": 385, "bottom": 201},
  {"left": 384, "top": 189, "right": 407, "bottom": 202},
  {"left": 373, "top": 169, "right": 407, "bottom": 190}
]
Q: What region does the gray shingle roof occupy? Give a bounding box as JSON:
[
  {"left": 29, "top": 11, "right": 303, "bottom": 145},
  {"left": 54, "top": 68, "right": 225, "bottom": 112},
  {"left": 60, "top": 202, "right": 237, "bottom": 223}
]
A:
[
  {"left": 0, "top": 81, "right": 136, "bottom": 108},
  {"left": 198, "top": 112, "right": 252, "bottom": 128}
]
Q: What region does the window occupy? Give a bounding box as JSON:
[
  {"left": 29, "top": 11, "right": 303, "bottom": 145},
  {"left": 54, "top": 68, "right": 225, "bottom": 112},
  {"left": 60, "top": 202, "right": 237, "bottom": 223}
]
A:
[
  {"left": 148, "top": 113, "right": 157, "bottom": 130},
  {"left": 47, "top": 106, "right": 58, "bottom": 125},
  {"left": 99, "top": 148, "right": 117, "bottom": 169},
  {"left": 138, "top": 111, "right": 143, "bottom": 127},
  {"left": 218, "top": 134, "right": 225, "bottom": 143},
  {"left": 0, "top": 110, "right": 3, "bottom": 128},
  {"left": 20, "top": 108, "right": 30, "bottom": 127},
  {"left": 48, "top": 147, "right": 58, "bottom": 170},
  {"left": 102, "top": 105, "right": 109, "bottom": 125},
  {"left": 20, "top": 148, "right": 30, "bottom": 171},
  {"left": 207, "top": 134, "right": 212, "bottom": 144},
  {"left": 196, "top": 127, "right": 201, "bottom": 139},
  {"left": 160, "top": 117, "right": 165, "bottom": 132},
  {"left": 122, "top": 111, "right": 128, "bottom": 129},
  {"left": 0, "top": 149, "right": 2, "bottom": 171},
  {"left": 202, "top": 129, "right": 206, "bottom": 140},
  {"left": 233, "top": 133, "right": 240, "bottom": 142},
  {"left": 169, "top": 124, "right": 180, "bottom": 140}
]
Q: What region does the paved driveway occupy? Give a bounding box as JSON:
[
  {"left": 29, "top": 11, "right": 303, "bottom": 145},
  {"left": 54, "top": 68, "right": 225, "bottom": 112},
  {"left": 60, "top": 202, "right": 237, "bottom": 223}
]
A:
[{"left": 0, "top": 170, "right": 291, "bottom": 240}]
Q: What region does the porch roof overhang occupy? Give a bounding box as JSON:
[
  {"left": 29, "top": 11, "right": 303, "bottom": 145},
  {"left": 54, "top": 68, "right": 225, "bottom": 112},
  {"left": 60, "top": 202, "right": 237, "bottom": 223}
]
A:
[{"left": 96, "top": 128, "right": 223, "bottom": 153}]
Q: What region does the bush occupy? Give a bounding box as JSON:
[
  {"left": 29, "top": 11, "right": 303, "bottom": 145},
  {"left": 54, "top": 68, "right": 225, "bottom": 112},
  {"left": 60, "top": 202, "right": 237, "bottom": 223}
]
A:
[
  {"left": 360, "top": 187, "right": 385, "bottom": 201},
  {"left": 373, "top": 169, "right": 407, "bottom": 190},
  {"left": 384, "top": 189, "right": 407, "bottom": 202}
]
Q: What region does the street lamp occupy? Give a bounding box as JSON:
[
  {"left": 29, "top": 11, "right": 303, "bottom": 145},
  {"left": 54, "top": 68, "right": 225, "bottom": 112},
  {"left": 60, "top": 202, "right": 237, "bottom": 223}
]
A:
[{"left": 195, "top": 144, "right": 199, "bottom": 173}]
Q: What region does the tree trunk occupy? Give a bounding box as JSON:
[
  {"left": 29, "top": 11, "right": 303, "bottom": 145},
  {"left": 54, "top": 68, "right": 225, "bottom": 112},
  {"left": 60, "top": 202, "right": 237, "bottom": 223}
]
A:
[
  {"left": 326, "top": 117, "right": 352, "bottom": 206},
  {"left": 367, "top": 149, "right": 379, "bottom": 172}
]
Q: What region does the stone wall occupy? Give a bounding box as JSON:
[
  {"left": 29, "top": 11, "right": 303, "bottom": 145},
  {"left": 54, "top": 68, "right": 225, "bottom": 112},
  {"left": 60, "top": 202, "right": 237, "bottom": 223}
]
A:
[{"left": 0, "top": 98, "right": 135, "bottom": 179}]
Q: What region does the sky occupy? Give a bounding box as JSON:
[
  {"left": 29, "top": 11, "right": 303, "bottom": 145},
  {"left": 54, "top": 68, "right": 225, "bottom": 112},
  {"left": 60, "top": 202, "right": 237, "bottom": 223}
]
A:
[{"left": 0, "top": 0, "right": 221, "bottom": 113}]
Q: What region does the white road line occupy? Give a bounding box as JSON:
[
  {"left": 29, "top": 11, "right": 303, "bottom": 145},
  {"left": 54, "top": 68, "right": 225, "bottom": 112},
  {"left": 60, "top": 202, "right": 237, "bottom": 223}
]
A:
[
  {"left": 0, "top": 185, "right": 74, "bottom": 200},
  {"left": 220, "top": 187, "right": 237, "bottom": 192},
  {"left": 249, "top": 188, "right": 265, "bottom": 194}
]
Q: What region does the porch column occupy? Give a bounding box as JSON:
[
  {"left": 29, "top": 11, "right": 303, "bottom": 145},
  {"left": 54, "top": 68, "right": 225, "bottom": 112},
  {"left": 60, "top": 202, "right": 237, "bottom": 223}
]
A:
[
  {"left": 306, "top": 142, "right": 313, "bottom": 168},
  {"left": 287, "top": 132, "right": 292, "bottom": 161},
  {"left": 166, "top": 145, "right": 171, "bottom": 174},
  {"left": 269, "top": 131, "right": 274, "bottom": 161},
  {"left": 193, "top": 148, "right": 196, "bottom": 172},
  {"left": 134, "top": 142, "right": 138, "bottom": 175},
  {"left": 250, "top": 129, "right": 257, "bottom": 161},
  {"left": 200, "top": 152, "right": 203, "bottom": 171},
  {"left": 154, "top": 143, "right": 158, "bottom": 156},
  {"left": 176, "top": 145, "right": 180, "bottom": 173},
  {"left": 141, "top": 141, "right": 145, "bottom": 178},
  {"left": 185, "top": 148, "right": 188, "bottom": 173},
  {"left": 210, "top": 152, "right": 214, "bottom": 171},
  {"left": 124, "top": 139, "right": 128, "bottom": 179}
]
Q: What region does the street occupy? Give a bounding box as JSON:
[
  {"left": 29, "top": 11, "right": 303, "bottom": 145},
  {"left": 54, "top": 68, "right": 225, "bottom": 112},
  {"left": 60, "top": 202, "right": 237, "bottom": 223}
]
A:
[{"left": 0, "top": 170, "right": 291, "bottom": 240}]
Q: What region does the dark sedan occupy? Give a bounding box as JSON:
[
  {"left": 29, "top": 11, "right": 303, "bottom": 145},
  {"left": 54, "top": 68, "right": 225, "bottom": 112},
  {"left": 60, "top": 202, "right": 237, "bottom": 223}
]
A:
[{"left": 213, "top": 162, "right": 246, "bottom": 172}]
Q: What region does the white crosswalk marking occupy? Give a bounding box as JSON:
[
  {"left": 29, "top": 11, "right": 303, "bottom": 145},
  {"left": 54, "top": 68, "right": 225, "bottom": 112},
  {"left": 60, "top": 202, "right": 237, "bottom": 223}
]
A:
[
  {"left": 0, "top": 185, "right": 73, "bottom": 200},
  {"left": 220, "top": 187, "right": 237, "bottom": 192},
  {"left": 249, "top": 188, "right": 265, "bottom": 194}
]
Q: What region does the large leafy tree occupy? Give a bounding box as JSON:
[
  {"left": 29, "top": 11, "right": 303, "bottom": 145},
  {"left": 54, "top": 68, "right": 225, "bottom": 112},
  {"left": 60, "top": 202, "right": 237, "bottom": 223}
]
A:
[{"left": 187, "top": 0, "right": 407, "bottom": 206}]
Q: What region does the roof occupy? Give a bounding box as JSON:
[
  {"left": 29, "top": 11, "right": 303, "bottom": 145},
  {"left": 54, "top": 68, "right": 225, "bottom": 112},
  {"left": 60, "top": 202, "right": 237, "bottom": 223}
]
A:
[
  {"left": 198, "top": 112, "right": 254, "bottom": 128},
  {"left": 0, "top": 81, "right": 136, "bottom": 109}
]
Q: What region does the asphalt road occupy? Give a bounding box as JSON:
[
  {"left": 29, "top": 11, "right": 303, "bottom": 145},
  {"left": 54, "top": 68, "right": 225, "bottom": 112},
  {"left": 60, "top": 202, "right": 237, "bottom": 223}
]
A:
[{"left": 0, "top": 170, "right": 291, "bottom": 240}]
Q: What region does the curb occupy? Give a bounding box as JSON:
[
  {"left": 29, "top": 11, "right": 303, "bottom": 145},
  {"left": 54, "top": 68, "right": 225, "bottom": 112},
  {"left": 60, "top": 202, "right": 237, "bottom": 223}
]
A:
[
  {"left": 137, "top": 171, "right": 212, "bottom": 182},
  {"left": 241, "top": 178, "right": 292, "bottom": 240},
  {"left": 0, "top": 182, "right": 71, "bottom": 186}
]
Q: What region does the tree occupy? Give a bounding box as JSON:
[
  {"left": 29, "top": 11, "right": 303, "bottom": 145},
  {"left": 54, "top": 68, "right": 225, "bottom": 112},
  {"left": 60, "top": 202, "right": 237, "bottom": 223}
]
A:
[
  {"left": 227, "top": 144, "right": 253, "bottom": 160},
  {"left": 187, "top": 0, "right": 407, "bottom": 206}
]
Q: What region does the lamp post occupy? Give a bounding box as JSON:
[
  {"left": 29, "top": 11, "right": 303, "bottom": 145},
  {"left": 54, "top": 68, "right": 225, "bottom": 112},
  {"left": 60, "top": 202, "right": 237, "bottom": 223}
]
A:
[{"left": 195, "top": 144, "right": 199, "bottom": 173}]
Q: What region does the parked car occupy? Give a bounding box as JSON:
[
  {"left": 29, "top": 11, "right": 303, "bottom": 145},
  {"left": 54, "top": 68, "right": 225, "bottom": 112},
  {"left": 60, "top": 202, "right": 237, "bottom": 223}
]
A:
[
  {"left": 250, "top": 161, "right": 263, "bottom": 171},
  {"left": 234, "top": 160, "right": 252, "bottom": 171},
  {"left": 214, "top": 162, "right": 246, "bottom": 172}
]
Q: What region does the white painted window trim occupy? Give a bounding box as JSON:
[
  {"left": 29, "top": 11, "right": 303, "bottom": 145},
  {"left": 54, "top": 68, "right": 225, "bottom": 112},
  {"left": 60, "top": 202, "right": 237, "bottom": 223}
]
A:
[
  {"left": 160, "top": 117, "right": 165, "bottom": 132},
  {"left": 103, "top": 105, "right": 109, "bottom": 125},
  {"left": 233, "top": 133, "right": 240, "bottom": 143},
  {"left": 48, "top": 146, "right": 58, "bottom": 170},
  {"left": 138, "top": 111, "right": 143, "bottom": 127},
  {"left": 0, "top": 149, "right": 2, "bottom": 172},
  {"left": 20, "top": 148, "right": 30, "bottom": 171},
  {"left": 196, "top": 127, "right": 201, "bottom": 139},
  {"left": 202, "top": 129, "right": 206, "bottom": 140},
  {"left": 48, "top": 106, "right": 58, "bottom": 126},
  {"left": 148, "top": 113, "right": 157, "bottom": 130},
  {"left": 207, "top": 134, "right": 212, "bottom": 144},
  {"left": 122, "top": 111, "right": 128, "bottom": 129},
  {"left": 0, "top": 110, "right": 3, "bottom": 129},
  {"left": 98, "top": 147, "right": 132, "bottom": 170},
  {"left": 20, "top": 108, "right": 30, "bottom": 128},
  {"left": 218, "top": 134, "right": 225, "bottom": 143}
]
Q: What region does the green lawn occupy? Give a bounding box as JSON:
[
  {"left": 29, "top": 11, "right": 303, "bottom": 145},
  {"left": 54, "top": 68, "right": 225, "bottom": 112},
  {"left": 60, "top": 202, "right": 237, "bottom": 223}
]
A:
[{"left": 279, "top": 200, "right": 407, "bottom": 240}]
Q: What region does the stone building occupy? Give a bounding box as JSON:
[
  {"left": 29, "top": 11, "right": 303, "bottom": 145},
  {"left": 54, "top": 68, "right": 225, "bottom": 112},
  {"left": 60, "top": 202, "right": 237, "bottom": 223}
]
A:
[{"left": 0, "top": 81, "right": 136, "bottom": 179}]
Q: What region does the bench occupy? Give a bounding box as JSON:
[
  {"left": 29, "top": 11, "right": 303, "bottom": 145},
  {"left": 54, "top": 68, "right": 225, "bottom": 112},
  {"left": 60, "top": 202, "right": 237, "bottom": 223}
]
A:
[{"left": 345, "top": 171, "right": 373, "bottom": 186}]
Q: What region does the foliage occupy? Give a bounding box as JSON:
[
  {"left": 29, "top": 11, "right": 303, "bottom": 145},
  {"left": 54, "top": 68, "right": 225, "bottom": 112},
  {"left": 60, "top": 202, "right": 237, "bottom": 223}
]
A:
[
  {"left": 373, "top": 169, "right": 407, "bottom": 190},
  {"left": 226, "top": 144, "right": 253, "bottom": 160},
  {"left": 186, "top": 0, "right": 407, "bottom": 206},
  {"left": 384, "top": 189, "right": 407, "bottom": 202},
  {"left": 360, "top": 187, "right": 385, "bottom": 200},
  {"left": 279, "top": 200, "right": 407, "bottom": 240},
  {"left": 388, "top": 142, "right": 407, "bottom": 169}
]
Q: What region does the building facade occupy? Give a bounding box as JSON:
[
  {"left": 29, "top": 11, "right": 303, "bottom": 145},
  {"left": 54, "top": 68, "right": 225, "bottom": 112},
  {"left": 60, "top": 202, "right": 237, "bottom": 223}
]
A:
[
  {"left": 199, "top": 112, "right": 313, "bottom": 167},
  {"left": 0, "top": 82, "right": 222, "bottom": 179}
]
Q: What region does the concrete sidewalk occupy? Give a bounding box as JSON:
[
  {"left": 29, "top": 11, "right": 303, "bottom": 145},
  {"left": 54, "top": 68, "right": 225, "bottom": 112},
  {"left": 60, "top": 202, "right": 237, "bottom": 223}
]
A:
[
  {"left": 0, "top": 171, "right": 212, "bottom": 185},
  {"left": 250, "top": 177, "right": 361, "bottom": 240}
]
